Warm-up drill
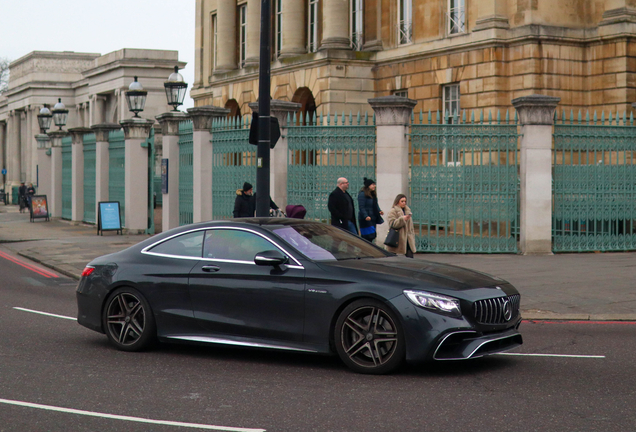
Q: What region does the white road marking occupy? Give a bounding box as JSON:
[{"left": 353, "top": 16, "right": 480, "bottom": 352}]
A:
[
  {"left": 0, "top": 398, "right": 265, "bottom": 432},
  {"left": 498, "top": 353, "right": 605, "bottom": 359},
  {"left": 13, "top": 307, "right": 76, "bottom": 321}
]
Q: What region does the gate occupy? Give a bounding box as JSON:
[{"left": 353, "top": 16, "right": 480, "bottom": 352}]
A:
[
  {"left": 145, "top": 129, "right": 156, "bottom": 235},
  {"left": 178, "top": 121, "right": 194, "bottom": 226},
  {"left": 61, "top": 136, "right": 72, "bottom": 220},
  {"left": 212, "top": 117, "right": 255, "bottom": 219},
  {"left": 410, "top": 111, "right": 520, "bottom": 253},
  {"left": 553, "top": 111, "right": 636, "bottom": 251},
  {"left": 287, "top": 112, "right": 376, "bottom": 222},
  {"left": 108, "top": 129, "right": 126, "bottom": 227},
  {"left": 83, "top": 133, "right": 96, "bottom": 223}
]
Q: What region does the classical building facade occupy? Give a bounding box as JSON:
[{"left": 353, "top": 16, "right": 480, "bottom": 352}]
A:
[
  {"left": 0, "top": 49, "right": 185, "bottom": 188},
  {"left": 192, "top": 0, "right": 636, "bottom": 118}
]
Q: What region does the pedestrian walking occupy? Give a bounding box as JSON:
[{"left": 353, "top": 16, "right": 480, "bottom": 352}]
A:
[
  {"left": 18, "top": 182, "right": 27, "bottom": 213},
  {"left": 385, "top": 194, "right": 417, "bottom": 258},
  {"left": 328, "top": 177, "right": 358, "bottom": 235},
  {"left": 357, "top": 177, "right": 384, "bottom": 242},
  {"left": 26, "top": 183, "right": 36, "bottom": 209},
  {"left": 233, "top": 182, "right": 279, "bottom": 218}
]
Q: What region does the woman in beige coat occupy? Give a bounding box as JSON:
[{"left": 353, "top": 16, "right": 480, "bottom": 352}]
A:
[{"left": 385, "top": 194, "right": 417, "bottom": 258}]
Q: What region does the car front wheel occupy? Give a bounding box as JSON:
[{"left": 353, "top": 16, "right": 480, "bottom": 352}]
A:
[
  {"left": 103, "top": 287, "right": 156, "bottom": 351},
  {"left": 335, "top": 299, "right": 405, "bottom": 374}
]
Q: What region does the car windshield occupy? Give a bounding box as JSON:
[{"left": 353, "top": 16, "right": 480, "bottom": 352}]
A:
[{"left": 272, "top": 224, "right": 390, "bottom": 261}]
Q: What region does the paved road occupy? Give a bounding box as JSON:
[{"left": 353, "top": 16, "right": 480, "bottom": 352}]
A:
[{"left": 1, "top": 247, "right": 635, "bottom": 432}]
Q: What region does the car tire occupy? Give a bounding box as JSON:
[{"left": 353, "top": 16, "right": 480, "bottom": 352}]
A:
[
  {"left": 102, "top": 287, "right": 156, "bottom": 352},
  {"left": 334, "top": 299, "right": 405, "bottom": 374}
]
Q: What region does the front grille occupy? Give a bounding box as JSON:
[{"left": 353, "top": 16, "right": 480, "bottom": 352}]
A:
[{"left": 473, "top": 294, "right": 520, "bottom": 325}]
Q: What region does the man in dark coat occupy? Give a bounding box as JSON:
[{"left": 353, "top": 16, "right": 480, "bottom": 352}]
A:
[
  {"left": 328, "top": 177, "right": 358, "bottom": 235},
  {"left": 233, "top": 182, "right": 280, "bottom": 218},
  {"left": 18, "top": 182, "right": 27, "bottom": 213}
]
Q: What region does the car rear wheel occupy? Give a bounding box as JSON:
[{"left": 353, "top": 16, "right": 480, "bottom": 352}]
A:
[
  {"left": 335, "top": 299, "right": 405, "bottom": 374},
  {"left": 103, "top": 287, "right": 156, "bottom": 351}
]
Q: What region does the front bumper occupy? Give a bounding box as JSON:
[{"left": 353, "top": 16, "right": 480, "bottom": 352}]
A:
[{"left": 433, "top": 327, "right": 522, "bottom": 360}]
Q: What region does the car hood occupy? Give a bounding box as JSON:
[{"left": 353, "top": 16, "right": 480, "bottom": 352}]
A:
[{"left": 320, "top": 256, "right": 511, "bottom": 292}]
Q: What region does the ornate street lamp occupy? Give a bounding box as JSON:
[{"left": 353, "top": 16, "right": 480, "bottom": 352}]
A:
[
  {"left": 52, "top": 98, "right": 69, "bottom": 130},
  {"left": 125, "top": 76, "right": 147, "bottom": 118},
  {"left": 164, "top": 66, "right": 188, "bottom": 111},
  {"left": 37, "top": 104, "right": 53, "bottom": 133}
]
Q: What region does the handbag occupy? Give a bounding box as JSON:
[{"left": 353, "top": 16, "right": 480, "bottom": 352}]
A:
[{"left": 384, "top": 227, "right": 400, "bottom": 248}]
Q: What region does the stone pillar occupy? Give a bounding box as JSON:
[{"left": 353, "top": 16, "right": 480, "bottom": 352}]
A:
[
  {"left": 120, "top": 118, "right": 154, "bottom": 234},
  {"left": 320, "top": 0, "right": 351, "bottom": 50},
  {"left": 7, "top": 111, "right": 21, "bottom": 185},
  {"left": 600, "top": 0, "right": 636, "bottom": 25},
  {"left": 363, "top": 0, "right": 383, "bottom": 51},
  {"left": 35, "top": 134, "right": 51, "bottom": 199},
  {"left": 244, "top": 0, "right": 261, "bottom": 67},
  {"left": 187, "top": 106, "right": 230, "bottom": 223},
  {"left": 48, "top": 131, "right": 68, "bottom": 218},
  {"left": 69, "top": 127, "right": 92, "bottom": 223},
  {"left": 249, "top": 100, "right": 301, "bottom": 211},
  {"left": 369, "top": 96, "right": 417, "bottom": 245},
  {"left": 91, "top": 124, "right": 121, "bottom": 208},
  {"left": 279, "top": 0, "right": 307, "bottom": 58},
  {"left": 512, "top": 95, "right": 560, "bottom": 255},
  {"left": 215, "top": 0, "right": 238, "bottom": 73},
  {"left": 156, "top": 112, "right": 188, "bottom": 231},
  {"left": 474, "top": 0, "right": 510, "bottom": 31}
]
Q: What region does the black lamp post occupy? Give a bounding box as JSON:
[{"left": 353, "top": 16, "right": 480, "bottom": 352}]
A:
[
  {"left": 164, "top": 66, "right": 188, "bottom": 111},
  {"left": 37, "top": 104, "right": 53, "bottom": 133},
  {"left": 52, "top": 98, "right": 69, "bottom": 130},
  {"left": 125, "top": 76, "right": 148, "bottom": 118}
]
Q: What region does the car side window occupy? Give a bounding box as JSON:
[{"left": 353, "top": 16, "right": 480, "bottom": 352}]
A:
[
  {"left": 203, "top": 229, "right": 282, "bottom": 262},
  {"left": 149, "top": 231, "right": 204, "bottom": 258}
]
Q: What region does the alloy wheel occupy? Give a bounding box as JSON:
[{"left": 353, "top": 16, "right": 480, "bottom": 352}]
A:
[{"left": 106, "top": 292, "right": 146, "bottom": 347}]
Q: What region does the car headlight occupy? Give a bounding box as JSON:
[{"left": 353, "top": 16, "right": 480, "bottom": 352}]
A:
[{"left": 403, "top": 290, "right": 462, "bottom": 318}]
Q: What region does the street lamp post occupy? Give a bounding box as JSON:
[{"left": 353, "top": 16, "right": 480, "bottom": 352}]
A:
[
  {"left": 37, "top": 104, "right": 53, "bottom": 134},
  {"left": 256, "top": 0, "right": 272, "bottom": 217},
  {"left": 164, "top": 66, "right": 188, "bottom": 111},
  {"left": 125, "top": 77, "right": 148, "bottom": 118},
  {"left": 52, "top": 99, "right": 69, "bottom": 130}
]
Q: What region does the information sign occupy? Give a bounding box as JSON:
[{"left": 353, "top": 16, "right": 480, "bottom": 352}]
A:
[
  {"left": 97, "top": 201, "right": 122, "bottom": 235},
  {"left": 29, "top": 195, "right": 50, "bottom": 222}
]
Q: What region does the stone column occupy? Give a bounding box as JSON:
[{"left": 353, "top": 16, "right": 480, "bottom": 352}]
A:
[
  {"left": 91, "top": 124, "right": 121, "bottom": 207},
  {"left": 320, "top": 0, "right": 351, "bottom": 50},
  {"left": 7, "top": 111, "right": 21, "bottom": 185},
  {"left": 35, "top": 134, "right": 51, "bottom": 200},
  {"left": 69, "top": 127, "right": 92, "bottom": 223},
  {"left": 215, "top": 0, "right": 238, "bottom": 73},
  {"left": 48, "top": 131, "right": 68, "bottom": 218},
  {"left": 369, "top": 96, "right": 417, "bottom": 245},
  {"left": 363, "top": 0, "right": 383, "bottom": 51},
  {"left": 474, "top": 0, "right": 510, "bottom": 31},
  {"left": 279, "top": 0, "right": 307, "bottom": 58},
  {"left": 187, "top": 106, "right": 230, "bottom": 223},
  {"left": 120, "top": 118, "right": 154, "bottom": 234},
  {"left": 156, "top": 112, "right": 188, "bottom": 231},
  {"left": 249, "top": 100, "right": 301, "bottom": 211},
  {"left": 512, "top": 95, "right": 560, "bottom": 255},
  {"left": 244, "top": 0, "right": 261, "bottom": 67}
]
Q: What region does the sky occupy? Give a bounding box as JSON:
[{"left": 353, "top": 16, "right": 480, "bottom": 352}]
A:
[{"left": 0, "top": 0, "right": 196, "bottom": 108}]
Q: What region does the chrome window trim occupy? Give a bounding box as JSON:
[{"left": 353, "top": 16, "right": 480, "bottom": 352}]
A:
[
  {"left": 165, "top": 335, "right": 317, "bottom": 353},
  {"left": 141, "top": 226, "right": 304, "bottom": 268}
]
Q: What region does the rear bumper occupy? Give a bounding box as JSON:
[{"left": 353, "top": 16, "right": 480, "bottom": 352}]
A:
[{"left": 433, "top": 327, "right": 522, "bottom": 360}]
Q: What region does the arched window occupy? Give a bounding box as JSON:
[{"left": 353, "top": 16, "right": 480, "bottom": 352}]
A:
[
  {"left": 292, "top": 87, "right": 317, "bottom": 125},
  {"left": 224, "top": 99, "right": 242, "bottom": 120}
]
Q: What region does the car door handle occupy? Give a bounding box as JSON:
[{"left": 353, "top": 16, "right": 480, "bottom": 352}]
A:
[{"left": 201, "top": 265, "right": 220, "bottom": 273}]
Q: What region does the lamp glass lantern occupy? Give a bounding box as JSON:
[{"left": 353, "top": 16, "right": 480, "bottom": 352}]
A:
[
  {"left": 52, "top": 98, "right": 69, "bottom": 130},
  {"left": 125, "top": 76, "right": 148, "bottom": 118},
  {"left": 164, "top": 66, "right": 188, "bottom": 111},
  {"left": 37, "top": 104, "right": 53, "bottom": 133}
]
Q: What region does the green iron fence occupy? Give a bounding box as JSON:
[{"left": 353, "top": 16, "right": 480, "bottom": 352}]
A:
[
  {"left": 287, "top": 112, "right": 376, "bottom": 222},
  {"left": 553, "top": 110, "right": 636, "bottom": 252},
  {"left": 212, "top": 116, "right": 256, "bottom": 219},
  {"left": 83, "top": 133, "right": 97, "bottom": 223},
  {"left": 61, "top": 136, "right": 73, "bottom": 220},
  {"left": 145, "top": 129, "right": 156, "bottom": 235},
  {"left": 410, "top": 110, "right": 520, "bottom": 253},
  {"left": 179, "top": 121, "right": 194, "bottom": 225},
  {"left": 108, "top": 129, "right": 125, "bottom": 227}
]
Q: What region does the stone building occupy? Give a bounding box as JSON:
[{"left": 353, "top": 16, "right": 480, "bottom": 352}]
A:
[
  {"left": 0, "top": 49, "right": 185, "bottom": 189},
  {"left": 192, "top": 0, "right": 636, "bottom": 117}
]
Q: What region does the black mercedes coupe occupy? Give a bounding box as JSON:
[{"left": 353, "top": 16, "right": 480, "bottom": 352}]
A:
[{"left": 77, "top": 218, "right": 522, "bottom": 374}]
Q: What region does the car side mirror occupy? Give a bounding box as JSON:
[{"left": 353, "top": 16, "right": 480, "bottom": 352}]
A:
[{"left": 254, "top": 250, "right": 289, "bottom": 267}]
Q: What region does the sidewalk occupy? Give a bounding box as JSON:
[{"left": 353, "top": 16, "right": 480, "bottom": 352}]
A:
[{"left": 1, "top": 203, "right": 634, "bottom": 321}]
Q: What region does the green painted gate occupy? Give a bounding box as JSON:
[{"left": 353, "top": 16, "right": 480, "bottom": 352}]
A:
[
  {"left": 179, "top": 121, "right": 194, "bottom": 226},
  {"left": 287, "top": 112, "right": 376, "bottom": 222},
  {"left": 410, "top": 111, "right": 520, "bottom": 253},
  {"left": 212, "top": 117, "right": 256, "bottom": 219},
  {"left": 83, "top": 133, "right": 97, "bottom": 223},
  {"left": 145, "top": 129, "right": 156, "bottom": 235},
  {"left": 61, "top": 136, "right": 73, "bottom": 220},
  {"left": 553, "top": 111, "right": 636, "bottom": 252},
  {"left": 108, "top": 129, "right": 125, "bottom": 227}
]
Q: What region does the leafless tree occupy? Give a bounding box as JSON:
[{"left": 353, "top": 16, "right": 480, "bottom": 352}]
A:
[{"left": 0, "top": 57, "right": 10, "bottom": 94}]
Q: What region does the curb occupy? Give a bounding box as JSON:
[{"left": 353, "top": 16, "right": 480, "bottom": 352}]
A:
[
  {"left": 18, "top": 251, "right": 81, "bottom": 281},
  {"left": 521, "top": 311, "right": 636, "bottom": 322}
]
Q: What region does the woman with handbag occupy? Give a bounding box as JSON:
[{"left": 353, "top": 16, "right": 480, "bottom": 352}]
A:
[
  {"left": 385, "top": 194, "right": 417, "bottom": 258},
  {"left": 357, "top": 178, "right": 384, "bottom": 242}
]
